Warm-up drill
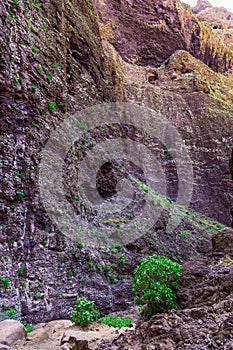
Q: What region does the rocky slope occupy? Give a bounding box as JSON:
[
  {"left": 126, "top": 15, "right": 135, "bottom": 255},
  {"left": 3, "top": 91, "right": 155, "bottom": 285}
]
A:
[
  {"left": 0, "top": 0, "right": 233, "bottom": 326},
  {"left": 97, "top": 228, "right": 233, "bottom": 350},
  {"left": 0, "top": 228, "right": 231, "bottom": 350}
]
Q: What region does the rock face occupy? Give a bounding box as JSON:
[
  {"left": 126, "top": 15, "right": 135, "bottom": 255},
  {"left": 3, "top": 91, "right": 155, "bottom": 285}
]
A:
[
  {"left": 193, "top": 0, "right": 233, "bottom": 29},
  {"left": 192, "top": 0, "right": 233, "bottom": 51},
  {"left": 230, "top": 149, "right": 233, "bottom": 180},
  {"left": 0, "top": 345, "right": 12, "bottom": 350},
  {"left": 0, "top": 0, "right": 233, "bottom": 324},
  {"left": 97, "top": 229, "right": 233, "bottom": 350},
  {"left": 193, "top": 0, "right": 213, "bottom": 14},
  {"left": 60, "top": 325, "right": 127, "bottom": 350},
  {"left": 95, "top": 0, "right": 233, "bottom": 72}
]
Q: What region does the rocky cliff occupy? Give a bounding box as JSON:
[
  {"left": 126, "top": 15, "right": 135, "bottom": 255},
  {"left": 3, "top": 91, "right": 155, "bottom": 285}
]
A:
[
  {"left": 5, "top": 228, "right": 232, "bottom": 350},
  {"left": 192, "top": 0, "right": 233, "bottom": 51},
  {"left": 94, "top": 0, "right": 233, "bottom": 72},
  {"left": 0, "top": 0, "right": 233, "bottom": 328},
  {"left": 193, "top": 0, "right": 233, "bottom": 28}
]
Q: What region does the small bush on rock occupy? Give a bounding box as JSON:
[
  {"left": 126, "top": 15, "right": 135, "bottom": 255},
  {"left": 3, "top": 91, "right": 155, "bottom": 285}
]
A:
[
  {"left": 132, "top": 255, "right": 181, "bottom": 317},
  {"left": 70, "top": 297, "right": 100, "bottom": 326}
]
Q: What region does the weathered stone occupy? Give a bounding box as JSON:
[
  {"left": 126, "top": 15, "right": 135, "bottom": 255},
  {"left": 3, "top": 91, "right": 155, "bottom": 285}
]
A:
[
  {"left": 59, "top": 345, "right": 71, "bottom": 350},
  {"left": 26, "top": 320, "right": 72, "bottom": 343},
  {"left": 193, "top": 0, "right": 213, "bottom": 14},
  {"left": 212, "top": 228, "right": 233, "bottom": 252},
  {"left": 0, "top": 320, "right": 26, "bottom": 346},
  {"left": 61, "top": 325, "right": 125, "bottom": 350}
]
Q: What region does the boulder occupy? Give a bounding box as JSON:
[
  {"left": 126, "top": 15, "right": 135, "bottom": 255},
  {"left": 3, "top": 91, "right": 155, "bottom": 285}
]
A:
[
  {"left": 0, "top": 320, "right": 26, "bottom": 346},
  {"left": 0, "top": 345, "right": 12, "bottom": 350},
  {"left": 212, "top": 228, "right": 233, "bottom": 252},
  {"left": 26, "top": 320, "right": 72, "bottom": 343}
]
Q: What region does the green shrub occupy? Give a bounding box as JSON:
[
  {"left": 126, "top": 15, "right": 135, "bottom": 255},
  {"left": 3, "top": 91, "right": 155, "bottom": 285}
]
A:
[
  {"left": 100, "top": 314, "right": 131, "bottom": 328},
  {"left": 35, "top": 64, "right": 42, "bottom": 72},
  {"left": 31, "top": 45, "right": 39, "bottom": 53},
  {"left": 132, "top": 255, "right": 181, "bottom": 317},
  {"left": 48, "top": 101, "right": 56, "bottom": 112},
  {"left": 53, "top": 61, "right": 60, "bottom": 68},
  {"left": 3, "top": 306, "right": 17, "bottom": 319},
  {"left": 18, "top": 267, "right": 25, "bottom": 276},
  {"left": 70, "top": 297, "right": 100, "bottom": 326},
  {"left": 13, "top": 0, "right": 19, "bottom": 8},
  {"left": 39, "top": 107, "right": 45, "bottom": 115},
  {"left": 46, "top": 75, "right": 52, "bottom": 83},
  {"left": 17, "top": 191, "right": 25, "bottom": 200},
  {"left": 22, "top": 321, "right": 33, "bottom": 333},
  {"left": 0, "top": 276, "right": 10, "bottom": 288},
  {"left": 31, "top": 85, "right": 37, "bottom": 93}
]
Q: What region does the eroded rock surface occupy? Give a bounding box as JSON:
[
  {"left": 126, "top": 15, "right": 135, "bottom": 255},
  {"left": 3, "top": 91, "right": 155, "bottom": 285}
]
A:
[
  {"left": 95, "top": 0, "right": 233, "bottom": 72},
  {"left": 11, "top": 320, "right": 128, "bottom": 350}
]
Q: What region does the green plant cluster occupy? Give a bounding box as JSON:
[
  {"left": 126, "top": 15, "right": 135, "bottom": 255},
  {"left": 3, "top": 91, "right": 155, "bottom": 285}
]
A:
[
  {"left": 70, "top": 255, "right": 181, "bottom": 326},
  {"left": 132, "top": 255, "right": 181, "bottom": 316},
  {"left": 0, "top": 276, "right": 10, "bottom": 288},
  {"left": 3, "top": 306, "right": 17, "bottom": 319},
  {"left": 21, "top": 320, "right": 33, "bottom": 332},
  {"left": 70, "top": 297, "right": 100, "bottom": 326},
  {"left": 0, "top": 305, "right": 33, "bottom": 332},
  {"left": 100, "top": 314, "right": 131, "bottom": 328}
]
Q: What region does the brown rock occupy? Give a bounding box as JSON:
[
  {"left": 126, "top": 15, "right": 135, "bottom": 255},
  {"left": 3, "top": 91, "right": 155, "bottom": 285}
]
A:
[
  {"left": 26, "top": 320, "right": 72, "bottom": 343},
  {"left": 230, "top": 149, "right": 233, "bottom": 180},
  {"left": 61, "top": 324, "right": 125, "bottom": 350},
  {"left": 0, "top": 320, "right": 26, "bottom": 346},
  {"left": 212, "top": 228, "right": 233, "bottom": 252}
]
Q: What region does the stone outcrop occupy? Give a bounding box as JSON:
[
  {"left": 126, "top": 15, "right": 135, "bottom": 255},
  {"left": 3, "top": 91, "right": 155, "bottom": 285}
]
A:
[
  {"left": 0, "top": 345, "right": 12, "bottom": 350},
  {"left": 212, "top": 227, "right": 233, "bottom": 252},
  {"left": 193, "top": 0, "right": 213, "bottom": 14},
  {"left": 192, "top": 0, "right": 233, "bottom": 52}
]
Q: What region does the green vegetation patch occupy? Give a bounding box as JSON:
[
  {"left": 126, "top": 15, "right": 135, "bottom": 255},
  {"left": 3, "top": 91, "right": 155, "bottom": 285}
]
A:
[{"left": 100, "top": 314, "right": 132, "bottom": 328}]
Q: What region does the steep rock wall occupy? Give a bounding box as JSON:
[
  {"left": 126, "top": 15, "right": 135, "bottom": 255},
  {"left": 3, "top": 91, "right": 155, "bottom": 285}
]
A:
[
  {"left": 0, "top": 0, "right": 233, "bottom": 324},
  {"left": 94, "top": 0, "right": 233, "bottom": 72}
]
